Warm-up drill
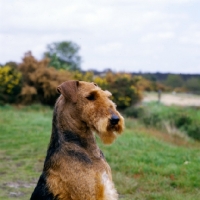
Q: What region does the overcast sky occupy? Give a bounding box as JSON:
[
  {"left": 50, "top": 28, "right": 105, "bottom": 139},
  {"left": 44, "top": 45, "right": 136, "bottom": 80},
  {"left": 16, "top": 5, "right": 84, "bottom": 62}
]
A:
[{"left": 1, "top": 0, "right": 200, "bottom": 73}]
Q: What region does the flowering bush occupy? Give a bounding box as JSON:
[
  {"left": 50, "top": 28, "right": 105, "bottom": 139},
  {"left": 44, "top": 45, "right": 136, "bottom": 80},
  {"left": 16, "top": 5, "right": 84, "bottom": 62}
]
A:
[
  {"left": 103, "top": 72, "right": 143, "bottom": 108},
  {"left": 0, "top": 65, "right": 22, "bottom": 104}
]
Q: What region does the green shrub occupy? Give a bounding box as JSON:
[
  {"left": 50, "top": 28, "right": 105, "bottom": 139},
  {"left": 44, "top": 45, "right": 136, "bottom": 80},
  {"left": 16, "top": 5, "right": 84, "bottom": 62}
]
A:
[
  {"left": 141, "top": 111, "right": 163, "bottom": 128},
  {"left": 124, "top": 106, "right": 145, "bottom": 118},
  {"left": 173, "top": 112, "right": 192, "bottom": 128},
  {"left": 186, "top": 123, "right": 200, "bottom": 141}
]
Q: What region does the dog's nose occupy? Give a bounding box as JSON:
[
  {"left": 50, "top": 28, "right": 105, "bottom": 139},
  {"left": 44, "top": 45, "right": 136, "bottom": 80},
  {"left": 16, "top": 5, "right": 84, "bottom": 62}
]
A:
[{"left": 110, "top": 114, "right": 119, "bottom": 125}]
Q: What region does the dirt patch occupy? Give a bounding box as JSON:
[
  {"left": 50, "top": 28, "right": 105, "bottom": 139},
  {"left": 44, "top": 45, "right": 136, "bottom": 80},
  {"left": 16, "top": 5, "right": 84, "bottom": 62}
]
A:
[
  {"left": 9, "top": 191, "right": 24, "bottom": 197},
  {"left": 143, "top": 92, "right": 200, "bottom": 107},
  {"left": 0, "top": 181, "right": 36, "bottom": 198},
  {"left": 5, "top": 182, "right": 36, "bottom": 189}
]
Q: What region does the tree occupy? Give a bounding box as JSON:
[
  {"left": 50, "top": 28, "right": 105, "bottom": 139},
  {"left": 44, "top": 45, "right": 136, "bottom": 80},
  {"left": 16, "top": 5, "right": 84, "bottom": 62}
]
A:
[
  {"left": 185, "top": 77, "right": 200, "bottom": 93},
  {"left": 5, "top": 61, "right": 18, "bottom": 69},
  {"left": 44, "top": 41, "right": 81, "bottom": 71},
  {"left": 165, "top": 74, "right": 184, "bottom": 88}
]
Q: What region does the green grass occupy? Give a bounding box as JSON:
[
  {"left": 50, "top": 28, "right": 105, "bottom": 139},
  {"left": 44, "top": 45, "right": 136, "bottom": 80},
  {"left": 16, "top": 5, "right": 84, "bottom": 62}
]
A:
[{"left": 0, "top": 105, "right": 200, "bottom": 200}]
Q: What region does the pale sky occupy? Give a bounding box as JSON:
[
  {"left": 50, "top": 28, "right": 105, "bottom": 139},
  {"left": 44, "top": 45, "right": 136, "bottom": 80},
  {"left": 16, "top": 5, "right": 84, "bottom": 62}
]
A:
[{"left": 1, "top": 0, "right": 200, "bottom": 73}]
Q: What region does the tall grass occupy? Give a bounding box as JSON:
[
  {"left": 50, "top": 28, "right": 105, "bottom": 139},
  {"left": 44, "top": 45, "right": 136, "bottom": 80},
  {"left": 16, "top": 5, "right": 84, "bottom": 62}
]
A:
[{"left": 0, "top": 105, "right": 200, "bottom": 200}]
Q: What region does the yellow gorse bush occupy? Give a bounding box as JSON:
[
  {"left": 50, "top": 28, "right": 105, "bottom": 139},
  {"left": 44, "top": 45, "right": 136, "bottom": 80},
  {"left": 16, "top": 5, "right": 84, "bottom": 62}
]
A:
[
  {"left": 0, "top": 65, "right": 22, "bottom": 94},
  {"left": 93, "top": 76, "right": 108, "bottom": 89},
  {"left": 73, "top": 71, "right": 94, "bottom": 82}
]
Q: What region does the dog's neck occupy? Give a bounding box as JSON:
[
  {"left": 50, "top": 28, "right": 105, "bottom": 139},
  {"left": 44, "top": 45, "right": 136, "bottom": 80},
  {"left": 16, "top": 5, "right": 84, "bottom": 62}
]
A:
[
  {"left": 63, "top": 129, "right": 95, "bottom": 147},
  {"left": 63, "top": 130, "right": 100, "bottom": 155},
  {"left": 48, "top": 107, "right": 101, "bottom": 159}
]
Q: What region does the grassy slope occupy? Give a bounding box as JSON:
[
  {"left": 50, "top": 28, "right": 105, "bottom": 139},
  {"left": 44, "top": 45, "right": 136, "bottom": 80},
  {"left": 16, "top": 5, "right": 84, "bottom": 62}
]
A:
[{"left": 0, "top": 105, "right": 200, "bottom": 200}]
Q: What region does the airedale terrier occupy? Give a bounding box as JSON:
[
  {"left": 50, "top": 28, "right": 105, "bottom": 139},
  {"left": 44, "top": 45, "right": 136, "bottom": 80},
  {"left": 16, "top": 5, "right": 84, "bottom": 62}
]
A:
[{"left": 30, "top": 80, "right": 124, "bottom": 200}]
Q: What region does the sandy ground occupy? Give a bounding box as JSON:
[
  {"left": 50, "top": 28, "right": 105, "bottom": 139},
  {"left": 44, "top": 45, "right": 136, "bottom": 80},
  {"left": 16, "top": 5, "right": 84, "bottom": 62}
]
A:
[{"left": 143, "top": 92, "right": 200, "bottom": 107}]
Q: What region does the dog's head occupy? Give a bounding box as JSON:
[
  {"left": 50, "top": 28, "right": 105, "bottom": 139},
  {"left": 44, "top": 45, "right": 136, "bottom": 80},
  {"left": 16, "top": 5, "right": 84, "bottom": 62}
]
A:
[{"left": 57, "top": 80, "right": 124, "bottom": 144}]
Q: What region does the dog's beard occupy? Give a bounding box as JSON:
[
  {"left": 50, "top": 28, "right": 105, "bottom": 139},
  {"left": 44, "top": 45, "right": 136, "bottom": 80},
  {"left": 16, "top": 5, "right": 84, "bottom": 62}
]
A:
[{"left": 95, "top": 116, "right": 124, "bottom": 144}]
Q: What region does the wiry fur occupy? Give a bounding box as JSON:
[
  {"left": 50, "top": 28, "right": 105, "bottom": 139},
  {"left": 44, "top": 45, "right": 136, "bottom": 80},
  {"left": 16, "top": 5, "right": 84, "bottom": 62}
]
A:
[{"left": 30, "top": 80, "right": 124, "bottom": 200}]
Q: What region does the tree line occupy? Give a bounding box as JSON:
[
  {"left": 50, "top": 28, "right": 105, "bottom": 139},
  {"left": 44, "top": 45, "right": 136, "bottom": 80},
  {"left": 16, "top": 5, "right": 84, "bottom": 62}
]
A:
[{"left": 132, "top": 72, "right": 200, "bottom": 93}]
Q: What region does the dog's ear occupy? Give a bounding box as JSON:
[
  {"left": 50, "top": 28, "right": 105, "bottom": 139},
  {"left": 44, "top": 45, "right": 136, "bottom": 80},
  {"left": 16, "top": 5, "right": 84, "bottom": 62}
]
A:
[{"left": 57, "top": 80, "right": 79, "bottom": 103}]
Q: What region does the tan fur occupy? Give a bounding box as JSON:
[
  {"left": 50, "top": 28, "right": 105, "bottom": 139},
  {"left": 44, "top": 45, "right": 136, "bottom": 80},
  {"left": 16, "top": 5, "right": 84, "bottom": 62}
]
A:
[{"left": 46, "top": 81, "right": 124, "bottom": 200}]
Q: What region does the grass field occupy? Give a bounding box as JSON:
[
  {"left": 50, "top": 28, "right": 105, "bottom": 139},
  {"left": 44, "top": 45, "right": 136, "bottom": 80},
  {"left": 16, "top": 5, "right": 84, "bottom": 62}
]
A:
[{"left": 0, "top": 105, "right": 200, "bottom": 200}]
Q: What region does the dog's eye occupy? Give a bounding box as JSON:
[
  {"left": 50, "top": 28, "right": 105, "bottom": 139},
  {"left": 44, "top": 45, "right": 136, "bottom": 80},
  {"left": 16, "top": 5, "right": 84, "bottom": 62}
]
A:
[{"left": 86, "top": 93, "right": 95, "bottom": 101}]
